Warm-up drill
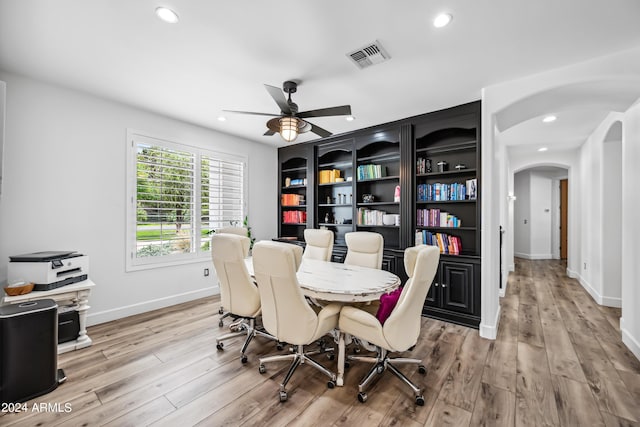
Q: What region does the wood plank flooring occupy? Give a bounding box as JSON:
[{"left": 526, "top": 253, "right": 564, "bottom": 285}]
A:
[{"left": 2, "top": 259, "right": 639, "bottom": 426}]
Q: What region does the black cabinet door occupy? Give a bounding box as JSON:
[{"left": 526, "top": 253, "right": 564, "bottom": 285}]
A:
[{"left": 440, "top": 261, "right": 474, "bottom": 314}]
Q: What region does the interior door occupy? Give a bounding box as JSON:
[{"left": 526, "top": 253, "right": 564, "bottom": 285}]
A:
[{"left": 560, "top": 179, "right": 568, "bottom": 260}]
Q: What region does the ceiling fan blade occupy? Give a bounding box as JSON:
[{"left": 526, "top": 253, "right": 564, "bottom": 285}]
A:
[
  {"left": 223, "top": 109, "right": 280, "bottom": 117},
  {"left": 298, "top": 105, "right": 352, "bottom": 118},
  {"left": 308, "top": 121, "right": 332, "bottom": 138},
  {"left": 264, "top": 84, "right": 291, "bottom": 114},
  {"left": 263, "top": 129, "right": 276, "bottom": 136}
]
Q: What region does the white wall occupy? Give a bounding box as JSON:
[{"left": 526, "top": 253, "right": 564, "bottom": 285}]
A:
[
  {"left": 621, "top": 101, "right": 640, "bottom": 360},
  {"left": 0, "top": 71, "right": 278, "bottom": 325},
  {"left": 577, "top": 113, "right": 624, "bottom": 307},
  {"left": 602, "top": 136, "right": 622, "bottom": 301}
]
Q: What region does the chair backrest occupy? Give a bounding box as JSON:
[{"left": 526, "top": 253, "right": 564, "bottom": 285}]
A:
[
  {"left": 216, "top": 227, "right": 250, "bottom": 256},
  {"left": 383, "top": 245, "right": 440, "bottom": 351},
  {"left": 344, "top": 231, "right": 384, "bottom": 269},
  {"left": 252, "top": 241, "right": 318, "bottom": 345},
  {"left": 303, "top": 229, "right": 334, "bottom": 262},
  {"left": 211, "top": 233, "right": 260, "bottom": 317}
]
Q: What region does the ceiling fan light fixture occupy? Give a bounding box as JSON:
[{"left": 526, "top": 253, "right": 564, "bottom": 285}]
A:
[
  {"left": 279, "top": 117, "right": 299, "bottom": 142},
  {"left": 345, "top": 116, "right": 355, "bottom": 121}
]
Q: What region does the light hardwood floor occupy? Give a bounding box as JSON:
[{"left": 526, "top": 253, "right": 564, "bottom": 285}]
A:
[{"left": 2, "top": 259, "right": 639, "bottom": 426}]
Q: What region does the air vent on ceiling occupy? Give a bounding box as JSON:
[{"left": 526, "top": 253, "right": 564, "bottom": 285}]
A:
[{"left": 346, "top": 40, "right": 390, "bottom": 69}]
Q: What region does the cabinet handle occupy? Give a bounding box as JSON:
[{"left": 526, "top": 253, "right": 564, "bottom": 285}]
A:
[
  {"left": 434, "top": 283, "right": 439, "bottom": 287},
  {"left": 441, "top": 283, "right": 447, "bottom": 288}
]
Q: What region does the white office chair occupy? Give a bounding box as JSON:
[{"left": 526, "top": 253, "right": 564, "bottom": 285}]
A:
[
  {"left": 211, "top": 233, "right": 276, "bottom": 364},
  {"left": 252, "top": 240, "right": 341, "bottom": 402},
  {"left": 214, "top": 226, "right": 250, "bottom": 321},
  {"left": 344, "top": 231, "right": 384, "bottom": 269},
  {"left": 338, "top": 245, "right": 440, "bottom": 405},
  {"left": 303, "top": 228, "right": 334, "bottom": 262},
  {"left": 216, "top": 226, "right": 249, "bottom": 239}
]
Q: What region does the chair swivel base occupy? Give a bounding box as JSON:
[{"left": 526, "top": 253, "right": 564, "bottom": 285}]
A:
[
  {"left": 215, "top": 317, "right": 276, "bottom": 364},
  {"left": 258, "top": 344, "right": 336, "bottom": 402},
  {"left": 347, "top": 347, "right": 427, "bottom": 406}
]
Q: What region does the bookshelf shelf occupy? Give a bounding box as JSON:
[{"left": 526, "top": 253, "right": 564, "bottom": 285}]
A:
[{"left": 356, "top": 175, "right": 400, "bottom": 183}]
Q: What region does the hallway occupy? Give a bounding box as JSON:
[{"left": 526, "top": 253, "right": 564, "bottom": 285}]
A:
[{"left": 498, "top": 258, "right": 640, "bottom": 426}]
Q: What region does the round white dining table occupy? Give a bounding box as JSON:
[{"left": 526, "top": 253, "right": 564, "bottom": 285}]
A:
[{"left": 244, "top": 257, "right": 401, "bottom": 386}]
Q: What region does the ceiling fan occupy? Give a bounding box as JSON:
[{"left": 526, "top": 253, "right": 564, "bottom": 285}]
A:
[{"left": 224, "top": 81, "right": 352, "bottom": 142}]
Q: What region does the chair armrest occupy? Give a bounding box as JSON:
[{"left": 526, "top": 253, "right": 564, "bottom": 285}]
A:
[{"left": 314, "top": 303, "right": 341, "bottom": 338}]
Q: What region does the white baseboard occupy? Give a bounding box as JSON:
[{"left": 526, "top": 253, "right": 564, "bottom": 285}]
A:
[
  {"left": 87, "top": 285, "right": 219, "bottom": 326},
  {"left": 514, "top": 252, "right": 553, "bottom": 260},
  {"left": 621, "top": 317, "right": 640, "bottom": 362},
  {"left": 480, "top": 305, "right": 501, "bottom": 340},
  {"left": 508, "top": 264, "right": 515, "bottom": 272},
  {"left": 576, "top": 275, "right": 621, "bottom": 308},
  {"left": 566, "top": 268, "right": 577, "bottom": 278}
]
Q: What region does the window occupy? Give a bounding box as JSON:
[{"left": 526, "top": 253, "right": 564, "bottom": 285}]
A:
[{"left": 126, "top": 131, "right": 246, "bottom": 270}]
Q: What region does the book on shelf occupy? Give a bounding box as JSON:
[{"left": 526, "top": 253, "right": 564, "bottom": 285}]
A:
[
  {"left": 357, "top": 164, "right": 387, "bottom": 180},
  {"left": 285, "top": 177, "right": 306, "bottom": 187},
  {"left": 319, "top": 169, "right": 341, "bottom": 184},
  {"left": 281, "top": 193, "right": 304, "bottom": 206},
  {"left": 415, "top": 229, "right": 462, "bottom": 255},
  {"left": 416, "top": 182, "right": 468, "bottom": 201},
  {"left": 419, "top": 208, "right": 456, "bottom": 227},
  {"left": 282, "top": 210, "right": 307, "bottom": 224},
  {"left": 357, "top": 207, "right": 386, "bottom": 226}
]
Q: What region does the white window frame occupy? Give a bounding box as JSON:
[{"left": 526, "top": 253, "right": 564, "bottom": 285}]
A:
[{"left": 126, "top": 129, "right": 248, "bottom": 271}]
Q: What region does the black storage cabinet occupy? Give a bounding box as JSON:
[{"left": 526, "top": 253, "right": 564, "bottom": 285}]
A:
[{"left": 0, "top": 299, "right": 59, "bottom": 404}]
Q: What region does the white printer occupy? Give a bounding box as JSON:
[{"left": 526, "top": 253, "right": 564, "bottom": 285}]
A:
[{"left": 8, "top": 251, "right": 89, "bottom": 291}]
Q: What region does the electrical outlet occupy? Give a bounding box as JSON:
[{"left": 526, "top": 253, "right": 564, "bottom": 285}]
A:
[{"left": 204, "top": 268, "right": 209, "bottom": 277}]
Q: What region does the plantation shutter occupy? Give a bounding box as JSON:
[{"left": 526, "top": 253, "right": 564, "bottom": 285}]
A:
[
  {"left": 135, "top": 144, "right": 195, "bottom": 258},
  {"left": 200, "top": 156, "right": 245, "bottom": 251}
]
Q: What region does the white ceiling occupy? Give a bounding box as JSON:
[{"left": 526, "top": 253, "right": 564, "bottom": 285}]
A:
[{"left": 1, "top": 0, "right": 640, "bottom": 148}]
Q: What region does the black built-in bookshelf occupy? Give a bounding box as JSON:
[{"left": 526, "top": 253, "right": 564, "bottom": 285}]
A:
[{"left": 277, "top": 101, "right": 481, "bottom": 327}]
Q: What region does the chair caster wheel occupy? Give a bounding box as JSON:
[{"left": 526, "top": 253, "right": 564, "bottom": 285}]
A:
[
  {"left": 241, "top": 355, "right": 248, "bottom": 364},
  {"left": 218, "top": 307, "right": 224, "bottom": 315},
  {"left": 327, "top": 353, "right": 335, "bottom": 361},
  {"left": 357, "top": 392, "right": 367, "bottom": 403},
  {"left": 259, "top": 364, "right": 266, "bottom": 374},
  {"left": 418, "top": 365, "right": 426, "bottom": 374},
  {"left": 216, "top": 342, "right": 224, "bottom": 351},
  {"left": 218, "top": 320, "right": 224, "bottom": 327},
  {"left": 279, "top": 391, "right": 288, "bottom": 402},
  {"left": 327, "top": 380, "right": 336, "bottom": 389},
  {"left": 276, "top": 342, "right": 284, "bottom": 351},
  {"left": 415, "top": 395, "right": 425, "bottom": 406},
  {"left": 353, "top": 347, "right": 361, "bottom": 354},
  {"left": 376, "top": 365, "right": 384, "bottom": 375},
  {"left": 345, "top": 362, "right": 350, "bottom": 369}
]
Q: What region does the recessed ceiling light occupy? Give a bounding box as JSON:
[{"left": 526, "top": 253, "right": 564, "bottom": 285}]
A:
[
  {"left": 345, "top": 116, "right": 355, "bottom": 122},
  {"left": 538, "top": 147, "right": 548, "bottom": 152},
  {"left": 542, "top": 115, "right": 557, "bottom": 123},
  {"left": 433, "top": 13, "right": 452, "bottom": 28},
  {"left": 217, "top": 116, "right": 226, "bottom": 122},
  {"left": 155, "top": 7, "right": 179, "bottom": 24}
]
